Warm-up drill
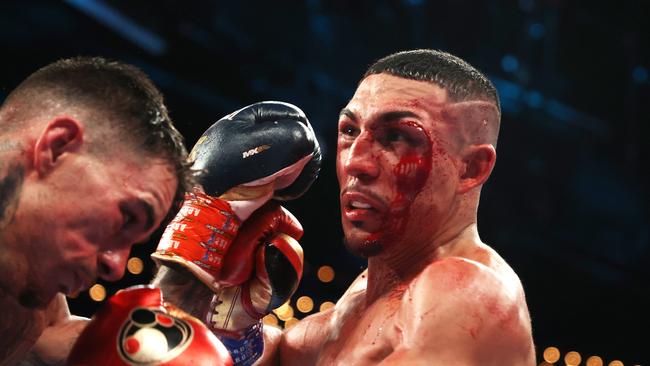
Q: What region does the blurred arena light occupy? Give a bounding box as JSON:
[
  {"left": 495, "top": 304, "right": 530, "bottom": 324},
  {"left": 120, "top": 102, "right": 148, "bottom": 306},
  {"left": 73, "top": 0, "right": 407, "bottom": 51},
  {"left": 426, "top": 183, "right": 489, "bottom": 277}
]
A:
[{"left": 64, "top": 0, "right": 167, "bottom": 55}]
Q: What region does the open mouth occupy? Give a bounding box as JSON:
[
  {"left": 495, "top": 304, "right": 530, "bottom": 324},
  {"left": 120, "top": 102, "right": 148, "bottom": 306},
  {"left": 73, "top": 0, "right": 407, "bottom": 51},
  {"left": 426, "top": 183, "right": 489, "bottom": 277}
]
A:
[
  {"left": 348, "top": 200, "right": 373, "bottom": 210},
  {"left": 341, "top": 190, "right": 388, "bottom": 231}
]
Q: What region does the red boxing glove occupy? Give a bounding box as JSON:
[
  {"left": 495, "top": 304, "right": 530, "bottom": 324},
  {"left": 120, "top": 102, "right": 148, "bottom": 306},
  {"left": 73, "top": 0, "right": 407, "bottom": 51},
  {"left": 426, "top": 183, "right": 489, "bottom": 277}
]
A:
[
  {"left": 206, "top": 202, "right": 304, "bottom": 337},
  {"left": 219, "top": 201, "right": 303, "bottom": 287},
  {"left": 67, "top": 286, "right": 232, "bottom": 366}
]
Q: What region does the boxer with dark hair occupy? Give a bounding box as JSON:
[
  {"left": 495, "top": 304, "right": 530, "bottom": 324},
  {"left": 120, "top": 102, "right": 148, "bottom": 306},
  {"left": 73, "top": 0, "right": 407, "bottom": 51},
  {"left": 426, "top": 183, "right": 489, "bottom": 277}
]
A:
[
  {"left": 178, "top": 49, "right": 534, "bottom": 365},
  {"left": 64, "top": 49, "right": 534, "bottom": 365},
  {"left": 279, "top": 49, "right": 536, "bottom": 365},
  {"left": 0, "top": 57, "right": 193, "bottom": 364}
]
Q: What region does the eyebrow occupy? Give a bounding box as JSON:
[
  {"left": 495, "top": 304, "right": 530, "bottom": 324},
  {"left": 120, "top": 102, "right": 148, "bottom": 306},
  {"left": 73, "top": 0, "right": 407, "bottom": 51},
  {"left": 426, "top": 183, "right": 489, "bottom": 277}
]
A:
[
  {"left": 339, "top": 108, "right": 356, "bottom": 121},
  {"left": 339, "top": 108, "right": 420, "bottom": 124}
]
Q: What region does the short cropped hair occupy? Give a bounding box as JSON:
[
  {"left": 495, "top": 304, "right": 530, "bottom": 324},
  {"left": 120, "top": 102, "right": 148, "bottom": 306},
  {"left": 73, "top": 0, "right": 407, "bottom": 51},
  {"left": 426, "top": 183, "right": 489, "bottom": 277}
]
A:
[
  {"left": 1, "top": 56, "right": 195, "bottom": 212},
  {"left": 364, "top": 49, "right": 500, "bottom": 114}
]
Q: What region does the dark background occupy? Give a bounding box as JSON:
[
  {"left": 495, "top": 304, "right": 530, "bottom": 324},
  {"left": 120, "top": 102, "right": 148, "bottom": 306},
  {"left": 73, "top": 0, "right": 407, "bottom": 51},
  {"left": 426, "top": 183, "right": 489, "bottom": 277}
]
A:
[{"left": 1, "top": 1, "right": 648, "bottom": 364}]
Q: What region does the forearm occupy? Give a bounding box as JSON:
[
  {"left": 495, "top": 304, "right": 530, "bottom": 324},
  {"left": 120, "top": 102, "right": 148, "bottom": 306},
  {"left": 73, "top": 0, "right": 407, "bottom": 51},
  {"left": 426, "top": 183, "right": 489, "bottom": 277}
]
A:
[
  {"left": 151, "top": 264, "right": 214, "bottom": 319},
  {"left": 154, "top": 265, "right": 266, "bottom": 365},
  {"left": 152, "top": 264, "right": 285, "bottom": 366}
]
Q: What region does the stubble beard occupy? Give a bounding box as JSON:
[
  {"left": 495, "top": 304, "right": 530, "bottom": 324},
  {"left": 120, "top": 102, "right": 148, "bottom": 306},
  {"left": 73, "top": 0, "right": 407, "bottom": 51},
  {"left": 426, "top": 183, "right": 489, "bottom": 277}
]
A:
[
  {"left": 0, "top": 153, "right": 52, "bottom": 309},
  {"left": 17, "top": 264, "right": 54, "bottom": 309},
  {"left": 343, "top": 235, "right": 384, "bottom": 258},
  {"left": 0, "top": 163, "right": 24, "bottom": 231},
  {"left": 18, "top": 286, "right": 51, "bottom": 309}
]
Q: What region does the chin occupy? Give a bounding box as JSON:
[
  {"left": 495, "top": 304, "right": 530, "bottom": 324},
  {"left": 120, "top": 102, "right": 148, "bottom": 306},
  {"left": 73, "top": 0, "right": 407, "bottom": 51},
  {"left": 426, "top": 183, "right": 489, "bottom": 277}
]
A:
[
  {"left": 343, "top": 235, "right": 384, "bottom": 258},
  {"left": 17, "top": 274, "right": 58, "bottom": 308}
]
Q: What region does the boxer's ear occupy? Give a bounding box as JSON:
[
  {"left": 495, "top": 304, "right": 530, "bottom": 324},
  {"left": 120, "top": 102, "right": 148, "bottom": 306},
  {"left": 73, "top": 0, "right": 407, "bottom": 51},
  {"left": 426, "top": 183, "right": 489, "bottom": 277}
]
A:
[
  {"left": 457, "top": 144, "right": 496, "bottom": 194},
  {"left": 33, "top": 117, "right": 84, "bottom": 175}
]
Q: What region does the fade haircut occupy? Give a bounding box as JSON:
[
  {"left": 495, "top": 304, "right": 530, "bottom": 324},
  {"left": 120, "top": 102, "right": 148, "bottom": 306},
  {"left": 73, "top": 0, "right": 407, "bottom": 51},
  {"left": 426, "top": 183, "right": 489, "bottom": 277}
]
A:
[
  {"left": 364, "top": 49, "right": 500, "bottom": 114},
  {"left": 0, "top": 56, "right": 195, "bottom": 214}
]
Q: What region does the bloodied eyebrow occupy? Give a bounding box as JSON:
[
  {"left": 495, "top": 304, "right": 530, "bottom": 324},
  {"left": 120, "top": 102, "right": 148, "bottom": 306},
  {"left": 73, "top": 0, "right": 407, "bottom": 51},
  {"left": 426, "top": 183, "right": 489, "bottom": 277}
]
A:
[{"left": 339, "top": 108, "right": 420, "bottom": 124}]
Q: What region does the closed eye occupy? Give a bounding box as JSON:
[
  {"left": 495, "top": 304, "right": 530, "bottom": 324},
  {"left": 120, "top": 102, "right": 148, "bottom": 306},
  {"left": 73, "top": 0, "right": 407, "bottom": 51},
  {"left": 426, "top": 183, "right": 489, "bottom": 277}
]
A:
[
  {"left": 385, "top": 128, "right": 409, "bottom": 143},
  {"left": 376, "top": 126, "right": 413, "bottom": 147},
  {"left": 121, "top": 209, "right": 136, "bottom": 230},
  {"left": 119, "top": 199, "right": 156, "bottom": 239}
]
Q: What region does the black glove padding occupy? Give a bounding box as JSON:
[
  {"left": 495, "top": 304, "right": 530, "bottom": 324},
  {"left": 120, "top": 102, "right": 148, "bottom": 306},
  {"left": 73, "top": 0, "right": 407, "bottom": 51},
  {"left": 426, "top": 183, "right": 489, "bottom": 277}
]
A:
[{"left": 189, "top": 101, "right": 321, "bottom": 201}]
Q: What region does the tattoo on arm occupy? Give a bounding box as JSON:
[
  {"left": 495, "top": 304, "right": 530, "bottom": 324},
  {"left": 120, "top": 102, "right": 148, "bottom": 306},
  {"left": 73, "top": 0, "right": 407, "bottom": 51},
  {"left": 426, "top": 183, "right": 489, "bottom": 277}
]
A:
[{"left": 151, "top": 265, "right": 214, "bottom": 319}]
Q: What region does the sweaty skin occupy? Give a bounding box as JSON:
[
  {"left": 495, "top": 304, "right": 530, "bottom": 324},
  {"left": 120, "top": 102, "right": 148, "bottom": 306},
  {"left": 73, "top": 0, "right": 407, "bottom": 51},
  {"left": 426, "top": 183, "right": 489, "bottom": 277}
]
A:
[
  {"left": 271, "top": 74, "right": 535, "bottom": 365},
  {"left": 0, "top": 122, "right": 178, "bottom": 364}
]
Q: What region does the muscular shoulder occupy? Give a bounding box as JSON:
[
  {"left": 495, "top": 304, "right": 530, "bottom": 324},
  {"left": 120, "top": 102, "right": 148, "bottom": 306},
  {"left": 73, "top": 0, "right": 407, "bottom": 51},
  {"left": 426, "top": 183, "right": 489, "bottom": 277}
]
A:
[
  {"left": 412, "top": 256, "right": 521, "bottom": 299},
  {"left": 396, "top": 257, "right": 534, "bottom": 364}
]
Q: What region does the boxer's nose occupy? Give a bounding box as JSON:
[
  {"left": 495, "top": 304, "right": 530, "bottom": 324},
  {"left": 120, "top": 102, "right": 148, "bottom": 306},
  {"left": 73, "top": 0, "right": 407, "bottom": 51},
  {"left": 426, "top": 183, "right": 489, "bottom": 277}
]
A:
[
  {"left": 97, "top": 247, "right": 130, "bottom": 281},
  {"left": 344, "top": 131, "right": 379, "bottom": 182}
]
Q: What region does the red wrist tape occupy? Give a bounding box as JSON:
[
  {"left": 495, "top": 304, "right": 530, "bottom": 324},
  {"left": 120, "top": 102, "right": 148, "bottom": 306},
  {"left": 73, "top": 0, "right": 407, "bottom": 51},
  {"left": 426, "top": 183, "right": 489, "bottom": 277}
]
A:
[{"left": 152, "top": 191, "right": 241, "bottom": 290}]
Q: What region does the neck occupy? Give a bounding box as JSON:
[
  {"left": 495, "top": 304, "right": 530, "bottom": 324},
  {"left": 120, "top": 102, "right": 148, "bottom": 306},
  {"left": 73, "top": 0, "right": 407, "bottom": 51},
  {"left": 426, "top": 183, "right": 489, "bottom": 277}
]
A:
[{"left": 365, "top": 216, "right": 482, "bottom": 304}]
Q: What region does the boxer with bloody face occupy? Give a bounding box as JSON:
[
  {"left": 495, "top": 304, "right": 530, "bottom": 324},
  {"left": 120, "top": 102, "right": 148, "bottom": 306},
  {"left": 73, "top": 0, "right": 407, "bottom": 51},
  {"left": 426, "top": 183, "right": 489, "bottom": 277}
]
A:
[
  {"left": 136, "top": 49, "right": 535, "bottom": 366},
  {"left": 272, "top": 50, "right": 536, "bottom": 365}
]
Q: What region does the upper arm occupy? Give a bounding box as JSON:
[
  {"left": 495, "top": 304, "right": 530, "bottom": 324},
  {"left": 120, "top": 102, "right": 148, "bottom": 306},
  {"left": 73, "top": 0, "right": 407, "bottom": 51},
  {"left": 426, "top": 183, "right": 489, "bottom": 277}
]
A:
[{"left": 384, "top": 258, "right": 535, "bottom": 366}]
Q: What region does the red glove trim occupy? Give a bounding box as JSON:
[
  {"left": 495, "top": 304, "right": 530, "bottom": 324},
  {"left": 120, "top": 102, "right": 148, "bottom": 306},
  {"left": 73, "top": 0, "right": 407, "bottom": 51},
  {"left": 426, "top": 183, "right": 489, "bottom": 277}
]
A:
[
  {"left": 153, "top": 192, "right": 241, "bottom": 290},
  {"left": 269, "top": 233, "right": 304, "bottom": 279}
]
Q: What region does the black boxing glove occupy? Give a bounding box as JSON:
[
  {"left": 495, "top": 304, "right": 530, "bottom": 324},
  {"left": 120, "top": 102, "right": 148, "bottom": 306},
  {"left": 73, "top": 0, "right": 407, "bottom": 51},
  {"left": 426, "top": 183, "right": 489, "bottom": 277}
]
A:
[
  {"left": 189, "top": 101, "right": 321, "bottom": 203},
  {"left": 152, "top": 101, "right": 320, "bottom": 291}
]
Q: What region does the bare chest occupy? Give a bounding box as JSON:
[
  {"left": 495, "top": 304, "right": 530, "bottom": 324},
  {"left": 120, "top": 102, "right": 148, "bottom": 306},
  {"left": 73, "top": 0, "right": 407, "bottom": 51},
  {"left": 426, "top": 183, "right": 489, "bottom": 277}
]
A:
[{"left": 315, "top": 294, "right": 403, "bottom": 366}]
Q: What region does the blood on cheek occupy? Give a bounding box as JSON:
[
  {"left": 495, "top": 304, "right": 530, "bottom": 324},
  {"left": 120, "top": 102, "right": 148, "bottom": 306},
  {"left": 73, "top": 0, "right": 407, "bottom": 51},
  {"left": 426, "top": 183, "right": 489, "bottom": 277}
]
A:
[{"left": 364, "top": 123, "right": 433, "bottom": 246}]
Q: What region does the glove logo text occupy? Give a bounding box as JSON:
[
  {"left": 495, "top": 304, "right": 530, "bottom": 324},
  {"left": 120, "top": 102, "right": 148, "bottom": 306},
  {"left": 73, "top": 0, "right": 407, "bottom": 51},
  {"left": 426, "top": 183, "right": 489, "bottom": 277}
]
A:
[{"left": 242, "top": 144, "right": 271, "bottom": 159}]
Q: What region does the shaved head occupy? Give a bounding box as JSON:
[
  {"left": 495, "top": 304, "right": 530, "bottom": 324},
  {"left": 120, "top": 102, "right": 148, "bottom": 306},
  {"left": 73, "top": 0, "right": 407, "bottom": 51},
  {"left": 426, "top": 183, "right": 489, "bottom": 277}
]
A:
[
  {"left": 363, "top": 49, "right": 501, "bottom": 149},
  {"left": 0, "top": 57, "right": 195, "bottom": 209}
]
